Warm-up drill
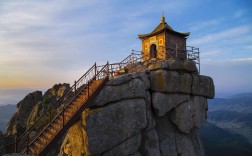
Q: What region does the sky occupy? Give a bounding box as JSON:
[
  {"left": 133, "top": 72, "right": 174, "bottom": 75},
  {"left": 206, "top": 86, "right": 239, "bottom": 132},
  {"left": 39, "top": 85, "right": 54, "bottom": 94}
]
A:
[{"left": 0, "top": 0, "right": 252, "bottom": 105}]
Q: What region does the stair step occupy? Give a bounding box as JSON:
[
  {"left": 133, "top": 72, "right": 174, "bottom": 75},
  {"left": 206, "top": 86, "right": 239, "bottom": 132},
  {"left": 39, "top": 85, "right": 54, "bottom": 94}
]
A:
[
  {"left": 54, "top": 118, "right": 64, "bottom": 125},
  {"left": 67, "top": 106, "right": 76, "bottom": 113},
  {"left": 38, "top": 135, "right": 49, "bottom": 144},
  {"left": 79, "top": 92, "right": 86, "bottom": 97},
  {"left": 33, "top": 140, "right": 44, "bottom": 149},
  {"left": 73, "top": 99, "right": 81, "bottom": 104},
  {"left": 51, "top": 123, "right": 61, "bottom": 130},
  {"left": 48, "top": 126, "right": 58, "bottom": 134},
  {"left": 64, "top": 112, "right": 72, "bottom": 118},
  {"left": 55, "top": 114, "right": 70, "bottom": 123},
  {"left": 71, "top": 101, "right": 80, "bottom": 106},
  {"left": 30, "top": 146, "right": 40, "bottom": 155},
  {"left": 44, "top": 129, "right": 55, "bottom": 139}
]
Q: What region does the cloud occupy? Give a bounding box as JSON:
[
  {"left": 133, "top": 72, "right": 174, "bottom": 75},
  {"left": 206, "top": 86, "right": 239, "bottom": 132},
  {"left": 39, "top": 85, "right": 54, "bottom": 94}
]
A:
[
  {"left": 189, "top": 18, "right": 225, "bottom": 32},
  {"left": 234, "top": 10, "right": 245, "bottom": 18},
  {"left": 189, "top": 25, "right": 252, "bottom": 45},
  {"left": 232, "top": 57, "right": 252, "bottom": 62}
]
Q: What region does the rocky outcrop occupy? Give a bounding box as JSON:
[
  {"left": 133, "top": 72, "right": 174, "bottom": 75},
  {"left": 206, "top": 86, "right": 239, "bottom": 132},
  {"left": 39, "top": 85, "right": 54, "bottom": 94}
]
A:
[
  {"left": 5, "top": 83, "right": 70, "bottom": 137},
  {"left": 60, "top": 59, "right": 215, "bottom": 156},
  {"left": 26, "top": 83, "right": 70, "bottom": 126},
  {"left": 6, "top": 91, "right": 42, "bottom": 136}
]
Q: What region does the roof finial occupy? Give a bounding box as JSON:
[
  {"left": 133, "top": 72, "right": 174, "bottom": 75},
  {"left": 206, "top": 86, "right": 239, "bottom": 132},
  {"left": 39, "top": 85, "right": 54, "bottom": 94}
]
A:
[{"left": 161, "top": 11, "right": 165, "bottom": 23}]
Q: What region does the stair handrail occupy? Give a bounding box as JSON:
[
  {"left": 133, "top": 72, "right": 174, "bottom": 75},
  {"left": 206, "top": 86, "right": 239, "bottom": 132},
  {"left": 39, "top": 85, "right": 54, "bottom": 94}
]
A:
[
  {"left": 17, "top": 63, "right": 96, "bottom": 142},
  {"left": 13, "top": 63, "right": 99, "bottom": 153},
  {"left": 16, "top": 63, "right": 96, "bottom": 142},
  {"left": 26, "top": 64, "right": 109, "bottom": 153}
]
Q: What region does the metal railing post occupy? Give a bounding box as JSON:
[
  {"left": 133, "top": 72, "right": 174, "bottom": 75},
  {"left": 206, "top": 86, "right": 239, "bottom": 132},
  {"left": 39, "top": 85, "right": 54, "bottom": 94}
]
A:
[
  {"left": 62, "top": 108, "right": 65, "bottom": 127},
  {"left": 132, "top": 50, "right": 135, "bottom": 63},
  {"left": 74, "top": 81, "right": 77, "bottom": 96},
  {"left": 94, "top": 62, "right": 97, "bottom": 80},
  {"left": 107, "top": 61, "right": 110, "bottom": 78},
  {"left": 87, "top": 81, "right": 89, "bottom": 98},
  {"left": 49, "top": 105, "right": 52, "bottom": 122}
]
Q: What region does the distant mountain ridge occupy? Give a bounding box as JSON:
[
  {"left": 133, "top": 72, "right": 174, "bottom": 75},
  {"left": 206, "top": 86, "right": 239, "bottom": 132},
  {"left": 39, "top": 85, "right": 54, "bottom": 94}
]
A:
[
  {"left": 229, "top": 92, "right": 252, "bottom": 99},
  {"left": 201, "top": 92, "right": 252, "bottom": 155},
  {"left": 208, "top": 93, "right": 252, "bottom": 113},
  {"left": 200, "top": 122, "right": 252, "bottom": 156},
  {"left": 0, "top": 104, "right": 16, "bottom": 133}
]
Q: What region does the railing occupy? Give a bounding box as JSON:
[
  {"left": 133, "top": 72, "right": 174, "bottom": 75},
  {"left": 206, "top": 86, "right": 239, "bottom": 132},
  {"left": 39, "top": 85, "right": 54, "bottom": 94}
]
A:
[
  {"left": 0, "top": 63, "right": 109, "bottom": 155},
  {"left": 157, "top": 43, "right": 200, "bottom": 73},
  {"left": 97, "top": 51, "right": 144, "bottom": 79},
  {"left": 186, "top": 46, "right": 200, "bottom": 73},
  {"left": 25, "top": 64, "right": 109, "bottom": 155}
]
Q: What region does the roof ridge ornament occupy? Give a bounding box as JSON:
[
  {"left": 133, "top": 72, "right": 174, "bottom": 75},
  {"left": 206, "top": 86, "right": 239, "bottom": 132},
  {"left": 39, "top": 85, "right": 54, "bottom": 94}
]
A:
[{"left": 161, "top": 13, "right": 165, "bottom": 23}]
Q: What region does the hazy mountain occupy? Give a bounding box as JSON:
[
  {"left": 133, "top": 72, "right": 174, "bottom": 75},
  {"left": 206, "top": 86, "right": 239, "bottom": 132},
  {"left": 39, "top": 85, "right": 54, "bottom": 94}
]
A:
[
  {"left": 207, "top": 93, "right": 252, "bottom": 144},
  {"left": 229, "top": 93, "right": 252, "bottom": 99},
  {"left": 201, "top": 93, "right": 252, "bottom": 155},
  {"left": 0, "top": 104, "right": 16, "bottom": 132},
  {"left": 200, "top": 122, "right": 252, "bottom": 156},
  {"left": 208, "top": 93, "right": 252, "bottom": 113}
]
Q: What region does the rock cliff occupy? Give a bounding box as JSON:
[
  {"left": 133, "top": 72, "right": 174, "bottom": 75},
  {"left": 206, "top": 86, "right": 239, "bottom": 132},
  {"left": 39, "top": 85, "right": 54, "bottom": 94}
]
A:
[
  {"left": 5, "top": 83, "right": 70, "bottom": 137},
  {"left": 6, "top": 91, "right": 43, "bottom": 136},
  {"left": 59, "top": 59, "right": 214, "bottom": 156}
]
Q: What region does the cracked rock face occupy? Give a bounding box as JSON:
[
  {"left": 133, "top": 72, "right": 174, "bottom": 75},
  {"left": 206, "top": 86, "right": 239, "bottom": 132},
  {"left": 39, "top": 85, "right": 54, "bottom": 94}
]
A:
[
  {"left": 152, "top": 93, "right": 190, "bottom": 116},
  {"left": 60, "top": 59, "right": 215, "bottom": 156}
]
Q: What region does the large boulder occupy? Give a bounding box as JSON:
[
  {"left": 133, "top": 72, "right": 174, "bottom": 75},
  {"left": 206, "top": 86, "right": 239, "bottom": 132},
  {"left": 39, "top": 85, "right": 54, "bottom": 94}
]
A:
[
  {"left": 139, "top": 129, "right": 161, "bottom": 156},
  {"left": 81, "top": 99, "right": 147, "bottom": 155},
  {"left": 148, "top": 59, "right": 198, "bottom": 73},
  {"left": 192, "top": 74, "right": 215, "bottom": 98},
  {"left": 92, "top": 78, "right": 148, "bottom": 107},
  {"left": 170, "top": 96, "right": 208, "bottom": 134},
  {"left": 179, "top": 73, "right": 193, "bottom": 94},
  {"left": 155, "top": 116, "right": 205, "bottom": 156},
  {"left": 59, "top": 122, "right": 85, "bottom": 156},
  {"left": 148, "top": 60, "right": 170, "bottom": 71},
  {"left": 102, "top": 133, "right": 141, "bottom": 156},
  {"left": 152, "top": 93, "right": 190, "bottom": 116},
  {"left": 183, "top": 60, "right": 198, "bottom": 73},
  {"left": 150, "top": 70, "right": 214, "bottom": 98},
  {"left": 149, "top": 70, "right": 180, "bottom": 93}
]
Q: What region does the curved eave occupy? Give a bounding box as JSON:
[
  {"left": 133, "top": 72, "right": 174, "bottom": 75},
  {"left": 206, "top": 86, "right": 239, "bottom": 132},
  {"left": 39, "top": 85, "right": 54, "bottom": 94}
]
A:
[{"left": 138, "top": 29, "right": 190, "bottom": 39}]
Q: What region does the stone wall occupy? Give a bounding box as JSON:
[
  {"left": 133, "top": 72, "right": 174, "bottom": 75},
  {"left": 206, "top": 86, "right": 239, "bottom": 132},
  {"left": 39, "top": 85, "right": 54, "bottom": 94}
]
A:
[{"left": 59, "top": 59, "right": 214, "bottom": 156}]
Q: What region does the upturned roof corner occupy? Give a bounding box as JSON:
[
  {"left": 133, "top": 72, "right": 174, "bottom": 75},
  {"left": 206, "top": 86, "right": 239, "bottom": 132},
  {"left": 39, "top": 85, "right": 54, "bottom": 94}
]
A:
[{"left": 138, "top": 15, "right": 190, "bottom": 39}]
